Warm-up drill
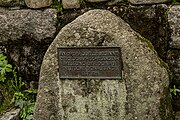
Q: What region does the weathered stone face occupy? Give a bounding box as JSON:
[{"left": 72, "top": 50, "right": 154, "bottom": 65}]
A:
[
  {"left": 0, "top": 9, "right": 57, "bottom": 44},
  {"left": 168, "top": 6, "right": 180, "bottom": 49},
  {"left": 128, "top": 0, "right": 170, "bottom": 4},
  {"left": 25, "top": 0, "right": 52, "bottom": 8},
  {"left": 0, "top": 0, "right": 19, "bottom": 7},
  {"left": 108, "top": 4, "right": 169, "bottom": 61},
  {"left": 34, "top": 10, "right": 173, "bottom": 120},
  {"left": 0, "top": 9, "right": 57, "bottom": 82},
  {"left": 62, "top": 0, "right": 80, "bottom": 9}
]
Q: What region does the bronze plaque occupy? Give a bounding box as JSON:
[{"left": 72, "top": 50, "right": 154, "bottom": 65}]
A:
[{"left": 58, "top": 47, "right": 122, "bottom": 79}]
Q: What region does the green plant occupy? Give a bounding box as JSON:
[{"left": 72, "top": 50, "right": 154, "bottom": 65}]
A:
[
  {"left": 79, "top": 0, "right": 86, "bottom": 7},
  {"left": 11, "top": 88, "right": 37, "bottom": 120},
  {"left": 51, "top": 0, "right": 63, "bottom": 13},
  {"left": 0, "top": 54, "right": 12, "bottom": 82},
  {"left": 172, "top": 0, "right": 180, "bottom": 4},
  {"left": 0, "top": 53, "right": 37, "bottom": 120},
  {"left": 170, "top": 85, "right": 180, "bottom": 96},
  {"left": 173, "top": 0, "right": 176, "bottom": 3},
  {"left": 10, "top": 73, "right": 37, "bottom": 120},
  {"left": 15, "top": 99, "right": 35, "bottom": 120}
]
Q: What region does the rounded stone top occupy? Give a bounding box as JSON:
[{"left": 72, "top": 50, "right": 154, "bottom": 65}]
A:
[{"left": 34, "top": 9, "right": 173, "bottom": 120}]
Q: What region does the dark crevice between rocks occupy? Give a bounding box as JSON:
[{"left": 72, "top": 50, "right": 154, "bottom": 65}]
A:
[
  {"left": 6, "top": 35, "right": 53, "bottom": 89},
  {"left": 167, "top": 50, "right": 180, "bottom": 112}
]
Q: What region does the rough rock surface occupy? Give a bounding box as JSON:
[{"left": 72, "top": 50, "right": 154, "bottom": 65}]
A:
[
  {"left": 108, "top": 4, "right": 169, "bottom": 61},
  {"left": 0, "top": 0, "right": 19, "bottom": 7},
  {"left": 168, "top": 6, "right": 180, "bottom": 49},
  {"left": 86, "top": 0, "right": 108, "bottom": 2},
  {"left": 168, "top": 50, "right": 180, "bottom": 86},
  {"left": 0, "top": 9, "right": 57, "bottom": 82},
  {"left": 0, "top": 9, "right": 57, "bottom": 44},
  {"left": 107, "top": 0, "right": 123, "bottom": 5},
  {"left": 128, "top": 0, "right": 170, "bottom": 4},
  {"left": 34, "top": 10, "right": 173, "bottom": 120},
  {"left": 62, "top": 0, "right": 80, "bottom": 9},
  {"left": 0, "top": 108, "right": 20, "bottom": 120},
  {"left": 25, "top": 0, "right": 52, "bottom": 8}
]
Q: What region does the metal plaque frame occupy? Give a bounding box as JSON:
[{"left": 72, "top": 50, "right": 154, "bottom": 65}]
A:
[{"left": 57, "top": 47, "right": 123, "bottom": 79}]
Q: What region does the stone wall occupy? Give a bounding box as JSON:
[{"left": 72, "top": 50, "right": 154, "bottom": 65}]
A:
[{"left": 0, "top": 0, "right": 180, "bottom": 116}]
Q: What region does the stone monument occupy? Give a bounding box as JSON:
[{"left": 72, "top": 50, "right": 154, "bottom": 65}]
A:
[{"left": 34, "top": 10, "right": 173, "bottom": 120}]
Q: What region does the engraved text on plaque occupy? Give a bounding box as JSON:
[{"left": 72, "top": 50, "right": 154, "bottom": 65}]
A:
[{"left": 58, "top": 47, "right": 122, "bottom": 79}]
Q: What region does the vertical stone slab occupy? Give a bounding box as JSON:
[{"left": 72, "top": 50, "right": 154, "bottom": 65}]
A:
[
  {"left": 34, "top": 10, "right": 173, "bottom": 120},
  {"left": 168, "top": 6, "right": 180, "bottom": 49}
]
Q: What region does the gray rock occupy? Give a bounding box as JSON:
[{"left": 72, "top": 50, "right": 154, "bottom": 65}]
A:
[
  {"left": 168, "top": 6, "right": 180, "bottom": 49},
  {"left": 0, "top": 9, "right": 57, "bottom": 44},
  {"left": 115, "top": 4, "right": 168, "bottom": 60},
  {"left": 25, "top": 0, "right": 52, "bottom": 8},
  {"left": 107, "top": 0, "right": 123, "bottom": 5},
  {"left": 62, "top": 0, "right": 80, "bottom": 9},
  {"left": 34, "top": 10, "right": 173, "bottom": 120},
  {"left": 85, "top": 0, "right": 108, "bottom": 2},
  {"left": 0, "top": 9, "right": 57, "bottom": 83},
  {"left": 0, "top": 108, "right": 20, "bottom": 120},
  {"left": 0, "top": 0, "right": 19, "bottom": 7},
  {"left": 128, "top": 0, "right": 170, "bottom": 4}
]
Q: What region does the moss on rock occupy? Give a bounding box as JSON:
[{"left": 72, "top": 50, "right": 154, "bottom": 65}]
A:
[{"left": 0, "top": 84, "right": 13, "bottom": 115}]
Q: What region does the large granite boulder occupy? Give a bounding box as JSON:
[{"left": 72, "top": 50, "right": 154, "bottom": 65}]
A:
[
  {"left": 168, "top": 5, "right": 180, "bottom": 49},
  {"left": 34, "top": 10, "right": 173, "bottom": 120}
]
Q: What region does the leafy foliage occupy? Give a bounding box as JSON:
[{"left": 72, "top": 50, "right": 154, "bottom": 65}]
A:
[
  {"left": 0, "top": 54, "right": 12, "bottom": 82},
  {"left": 0, "top": 53, "right": 37, "bottom": 120},
  {"left": 170, "top": 85, "right": 180, "bottom": 96},
  {"left": 51, "top": 0, "right": 63, "bottom": 13},
  {"left": 172, "top": 0, "right": 180, "bottom": 4},
  {"left": 15, "top": 99, "right": 35, "bottom": 120}
]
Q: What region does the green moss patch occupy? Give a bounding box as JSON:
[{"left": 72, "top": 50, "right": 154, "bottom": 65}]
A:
[{"left": 0, "top": 84, "right": 13, "bottom": 115}]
